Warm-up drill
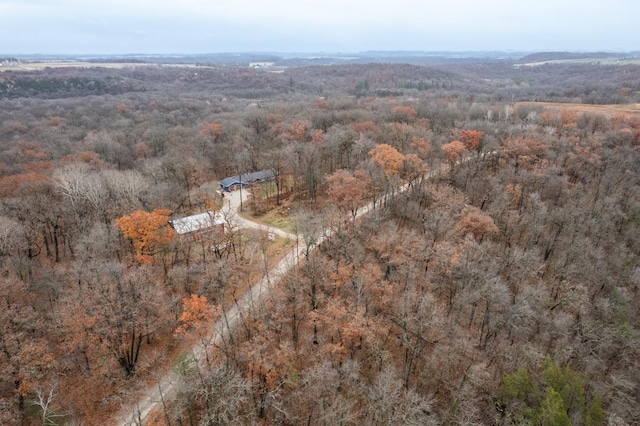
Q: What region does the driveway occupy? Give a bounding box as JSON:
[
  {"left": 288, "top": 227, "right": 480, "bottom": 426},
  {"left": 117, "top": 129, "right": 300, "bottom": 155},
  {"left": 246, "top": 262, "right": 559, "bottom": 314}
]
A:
[{"left": 223, "top": 188, "right": 296, "bottom": 239}]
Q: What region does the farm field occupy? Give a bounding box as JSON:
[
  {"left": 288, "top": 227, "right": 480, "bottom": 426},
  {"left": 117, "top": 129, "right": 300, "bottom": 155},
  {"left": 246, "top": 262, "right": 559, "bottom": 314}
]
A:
[
  {"left": 516, "top": 101, "right": 640, "bottom": 118},
  {"left": 0, "top": 61, "right": 204, "bottom": 72}
]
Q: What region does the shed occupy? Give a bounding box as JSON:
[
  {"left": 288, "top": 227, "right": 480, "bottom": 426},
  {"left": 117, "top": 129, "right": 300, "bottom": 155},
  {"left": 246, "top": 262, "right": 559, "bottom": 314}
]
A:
[{"left": 220, "top": 169, "right": 275, "bottom": 192}]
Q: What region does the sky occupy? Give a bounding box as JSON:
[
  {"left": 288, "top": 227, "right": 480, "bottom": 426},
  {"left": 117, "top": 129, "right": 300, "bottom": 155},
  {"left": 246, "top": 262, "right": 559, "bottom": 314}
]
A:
[{"left": 1, "top": 0, "right": 638, "bottom": 55}]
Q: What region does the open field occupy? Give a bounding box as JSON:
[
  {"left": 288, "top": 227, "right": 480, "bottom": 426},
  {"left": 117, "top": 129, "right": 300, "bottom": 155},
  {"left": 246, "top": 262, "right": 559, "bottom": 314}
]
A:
[
  {"left": 516, "top": 101, "right": 640, "bottom": 118},
  {"left": 0, "top": 61, "right": 202, "bottom": 72},
  {"left": 517, "top": 58, "right": 640, "bottom": 67}
]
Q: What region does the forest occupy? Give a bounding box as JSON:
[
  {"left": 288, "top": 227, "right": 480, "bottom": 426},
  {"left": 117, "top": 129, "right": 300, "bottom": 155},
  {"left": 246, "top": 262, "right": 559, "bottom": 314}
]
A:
[{"left": 0, "top": 57, "right": 639, "bottom": 425}]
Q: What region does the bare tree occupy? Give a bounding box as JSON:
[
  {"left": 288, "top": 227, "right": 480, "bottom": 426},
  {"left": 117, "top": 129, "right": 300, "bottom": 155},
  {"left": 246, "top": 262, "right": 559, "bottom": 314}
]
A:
[
  {"left": 68, "top": 262, "right": 169, "bottom": 377},
  {"left": 366, "top": 366, "right": 437, "bottom": 426},
  {"left": 31, "top": 383, "right": 66, "bottom": 426}
]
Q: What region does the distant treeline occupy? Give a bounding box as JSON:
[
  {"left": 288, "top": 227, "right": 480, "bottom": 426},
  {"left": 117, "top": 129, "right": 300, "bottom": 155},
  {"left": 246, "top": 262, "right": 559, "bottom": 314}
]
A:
[
  {"left": 87, "top": 58, "right": 147, "bottom": 64},
  {"left": 0, "top": 71, "right": 142, "bottom": 98},
  {"left": 1, "top": 60, "right": 638, "bottom": 104},
  {"left": 517, "top": 51, "right": 635, "bottom": 63}
]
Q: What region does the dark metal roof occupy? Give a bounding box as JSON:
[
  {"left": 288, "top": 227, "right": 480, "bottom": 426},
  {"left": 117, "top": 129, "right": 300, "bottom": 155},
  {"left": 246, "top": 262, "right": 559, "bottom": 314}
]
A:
[{"left": 220, "top": 169, "right": 275, "bottom": 188}]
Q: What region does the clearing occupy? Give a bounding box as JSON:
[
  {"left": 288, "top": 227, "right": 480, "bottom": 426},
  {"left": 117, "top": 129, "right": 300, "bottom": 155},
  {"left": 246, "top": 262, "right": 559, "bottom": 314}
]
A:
[{"left": 516, "top": 101, "right": 640, "bottom": 118}]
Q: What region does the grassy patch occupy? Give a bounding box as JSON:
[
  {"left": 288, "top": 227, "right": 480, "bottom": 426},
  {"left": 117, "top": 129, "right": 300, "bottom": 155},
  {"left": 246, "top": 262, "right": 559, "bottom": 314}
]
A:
[{"left": 239, "top": 200, "right": 297, "bottom": 233}]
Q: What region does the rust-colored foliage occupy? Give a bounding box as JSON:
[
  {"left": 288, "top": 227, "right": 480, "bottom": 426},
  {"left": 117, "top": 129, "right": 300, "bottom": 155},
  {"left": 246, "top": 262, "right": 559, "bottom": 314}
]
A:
[
  {"left": 506, "top": 184, "right": 522, "bottom": 209},
  {"left": 47, "top": 116, "right": 66, "bottom": 127},
  {"left": 116, "top": 209, "right": 175, "bottom": 264},
  {"left": 457, "top": 206, "right": 499, "bottom": 242},
  {"left": 0, "top": 173, "right": 50, "bottom": 197},
  {"left": 2, "top": 119, "right": 29, "bottom": 134},
  {"left": 459, "top": 130, "right": 484, "bottom": 151},
  {"left": 400, "top": 153, "right": 427, "bottom": 182},
  {"left": 22, "top": 161, "right": 53, "bottom": 174},
  {"left": 351, "top": 120, "right": 380, "bottom": 134},
  {"left": 441, "top": 140, "right": 466, "bottom": 167},
  {"left": 610, "top": 112, "right": 628, "bottom": 127},
  {"left": 23, "top": 149, "right": 48, "bottom": 161},
  {"left": 60, "top": 150, "right": 104, "bottom": 167},
  {"left": 0, "top": 277, "right": 54, "bottom": 399},
  {"left": 15, "top": 341, "right": 55, "bottom": 396},
  {"left": 410, "top": 137, "right": 433, "bottom": 160},
  {"left": 315, "top": 98, "right": 329, "bottom": 109},
  {"left": 310, "top": 129, "right": 324, "bottom": 144},
  {"left": 325, "top": 169, "right": 372, "bottom": 219},
  {"left": 243, "top": 322, "right": 295, "bottom": 393},
  {"left": 391, "top": 105, "right": 418, "bottom": 122},
  {"left": 200, "top": 123, "right": 223, "bottom": 141},
  {"left": 176, "top": 294, "right": 216, "bottom": 340},
  {"left": 503, "top": 137, "right": 547, "bottom": 170},
  {"left": 560, "top": 110, "right": 576, "bottom": 128},
  {"left": 285, "top": 120, "right": 311, "bottom": 142},
  {"left": 134, "top": 141, "right": 153, "bottom": 159},
  {"left": 540, "top": 111, "right": 560, "bottom": 127},
  {"left": 311, "top": 302, "right": 371, "bottom": 363},
  {"left": 540, "top": 110, "right": 577, "bottom": 135},
  {"left": 369, "top": 143, "right": 405, "bottom": 177}
]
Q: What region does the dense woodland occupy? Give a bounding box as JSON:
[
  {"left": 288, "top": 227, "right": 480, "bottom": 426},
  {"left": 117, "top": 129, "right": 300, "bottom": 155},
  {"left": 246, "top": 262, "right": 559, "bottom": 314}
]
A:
[{"left": 0, "top": 59, "right": 639, "bottom": 425}]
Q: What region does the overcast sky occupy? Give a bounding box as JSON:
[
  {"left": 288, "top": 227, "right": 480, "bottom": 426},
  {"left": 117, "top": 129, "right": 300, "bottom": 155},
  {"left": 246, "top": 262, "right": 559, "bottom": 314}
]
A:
[{"left": 1, "top": 0, "right": 638, "bottom": 55}]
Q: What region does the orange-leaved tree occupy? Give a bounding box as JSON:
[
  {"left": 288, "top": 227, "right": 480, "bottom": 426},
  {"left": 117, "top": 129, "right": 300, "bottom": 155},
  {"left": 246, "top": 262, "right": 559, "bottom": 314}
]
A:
[
  {"left": 369, "top": 143, "right": 405, "bottom": 178},
  {"left": 459, "top": 130, "right": 484, "bottom": 152},
  {"left": 391, "top": 105, "right": 418, "bottom": 123},
  {"left": 284, "top": 120, "right": 312, "bottom": 142},
  {"left": 441, "top": 140, "right": 466, "bottom": 168},
  {"left": 116, "top": 209, "right": 175, "bottom": 264},
  {"left": 351, "top": 120, "right": 380, "bottom": 134},
  {"left": 176, "top": 294, "right": 218, "bottom": 365},
  {"left": 503, "top": 137, "right": 547, "bottom": 172},
  {"left": 325, "top": 169, "right": 372, "bottom": 220},
  {"left": 457, "top": 206, "right": 499, "bottom": 242},
  {"left": 176, "top": 294, "right": 216, "bottom": 340},
  {"left": 400, "top": 153, "right": 427, "bottom": 184},
  {"left": 200, "top": 123, "right": 223, "bottom": 140},
  {"left": 410, "top": 137, "right": 433, "bottom": 160}
]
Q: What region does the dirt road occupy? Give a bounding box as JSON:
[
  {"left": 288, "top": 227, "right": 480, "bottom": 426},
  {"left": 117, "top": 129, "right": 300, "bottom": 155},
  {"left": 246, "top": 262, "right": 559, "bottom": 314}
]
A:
[{"left": 223, "top": 189, "right": 297, "bottom": 239}]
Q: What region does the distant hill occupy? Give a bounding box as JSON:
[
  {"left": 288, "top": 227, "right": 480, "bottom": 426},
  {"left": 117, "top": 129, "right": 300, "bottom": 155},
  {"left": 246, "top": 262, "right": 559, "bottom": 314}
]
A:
[
  {"left": 517, "top": 51, "right": 621, "bottom": 63},
  {"left": 9, "top": 51, "right": 526, "bottom": 68}
]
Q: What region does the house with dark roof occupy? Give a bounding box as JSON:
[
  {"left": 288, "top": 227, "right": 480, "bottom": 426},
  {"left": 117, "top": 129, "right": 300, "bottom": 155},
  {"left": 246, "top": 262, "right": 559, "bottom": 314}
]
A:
[{"left": 219, "top": 169, "right": 275, "bottom": 192}]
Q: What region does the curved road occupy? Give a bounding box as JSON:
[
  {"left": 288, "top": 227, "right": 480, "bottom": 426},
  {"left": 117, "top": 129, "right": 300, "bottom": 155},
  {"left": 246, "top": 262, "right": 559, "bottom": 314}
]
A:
[{"left": 223, "top": 188, "right": 297, "bottom": 239}]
